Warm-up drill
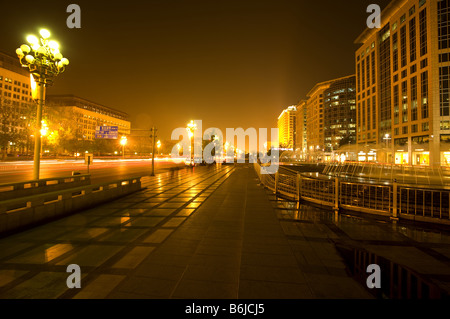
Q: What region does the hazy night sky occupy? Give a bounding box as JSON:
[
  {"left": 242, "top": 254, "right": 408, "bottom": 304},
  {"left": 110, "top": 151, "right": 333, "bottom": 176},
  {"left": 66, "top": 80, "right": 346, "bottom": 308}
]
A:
[{"left": 1, "top": 0, "right": 391, "bottom": 141}]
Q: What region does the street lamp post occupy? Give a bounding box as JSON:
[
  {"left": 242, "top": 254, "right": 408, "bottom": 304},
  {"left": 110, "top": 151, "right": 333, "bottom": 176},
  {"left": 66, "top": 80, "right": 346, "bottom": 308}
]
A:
[
  {"left": 16, "top": 28, "right": 69, "bottom": 180},
  {"left": 186, "top": 120, "right": 197, "bottom": 166},
  {"left": 383, "top": 133, "right": 392, "bottom": 164},
  {"left": 157, "top": 140, "right": 161, "bottom": 155},
  {"left": 120, "top": 135, "right": 127, "bottom": 159},
  {"left": 150, "top": 127, "right": 157, "bottom": 176},
  {"left": 40, "top": 122, "right": 48, "bottom": 157}
]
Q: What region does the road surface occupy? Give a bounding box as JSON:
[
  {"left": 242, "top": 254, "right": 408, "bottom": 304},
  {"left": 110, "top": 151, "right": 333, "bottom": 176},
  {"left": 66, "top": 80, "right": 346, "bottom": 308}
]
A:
[{"left": 0, "top": 158, "right": 185, "bottom": 184}]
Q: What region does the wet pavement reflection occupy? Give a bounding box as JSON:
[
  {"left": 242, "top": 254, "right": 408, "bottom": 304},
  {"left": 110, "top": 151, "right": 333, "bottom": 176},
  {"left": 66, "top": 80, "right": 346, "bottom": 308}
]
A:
[
  {"left": 272, "top": 194, "right": 450, "bottom": 297},
  {"left": 0, "top": 165, "right": 235, "bottom": 299}
]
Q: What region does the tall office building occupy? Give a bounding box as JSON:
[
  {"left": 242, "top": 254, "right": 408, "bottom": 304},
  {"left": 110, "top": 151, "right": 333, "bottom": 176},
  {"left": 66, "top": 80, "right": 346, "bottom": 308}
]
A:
[
  {"left": 277, "top": 105, "right": 297, "bottom": 149},
  {"left": 305, "top": 80, "right": 333, "bottom": 159},
  {"left": 305, "top": 75, "right": 357, "bottom": 161},
  {"left": 323, "top": 75, "right": 357, "bottom": 160},
  {"left": 355, "top": 0, "right": 449, "bottom": 166}
]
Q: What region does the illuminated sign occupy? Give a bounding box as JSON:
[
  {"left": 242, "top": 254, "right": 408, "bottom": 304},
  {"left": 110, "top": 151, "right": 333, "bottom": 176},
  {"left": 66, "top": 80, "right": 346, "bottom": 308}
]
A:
[{"left": 95, "top": 126, "right": 118, "bottom": 139}]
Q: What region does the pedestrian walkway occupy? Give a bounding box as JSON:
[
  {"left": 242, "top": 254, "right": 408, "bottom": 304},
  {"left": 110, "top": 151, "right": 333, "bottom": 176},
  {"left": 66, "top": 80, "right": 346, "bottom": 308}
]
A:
[
  {"left": 0, "top": 164, "right": 449, "bottom": 299},
  {"left": 0, "top": 165, "right": 234, "bottom": 298}
]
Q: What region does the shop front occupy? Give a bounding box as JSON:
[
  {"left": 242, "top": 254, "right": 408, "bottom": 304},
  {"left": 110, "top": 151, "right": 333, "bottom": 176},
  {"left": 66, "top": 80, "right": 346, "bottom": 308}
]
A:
[
  {"left": 394, "top": 150, "right": 409, "bottom": 164},
  {"left": 441, "top": 135, "right": 450, "bottom": 166},
  {"left": 441, "top": 152, "right": 450, "bottom": 166},
  {"left": 394, "top": 137, "right": 409, "bottom": 165},
  {"left": 358, "top": 150, "right": 377, "bottom": 162},
  {"left": 412, "top": 150, "right": 429, "bottom": 166},
  {"left": 411, "top": 135, "right": 430, "bottom": 166}
]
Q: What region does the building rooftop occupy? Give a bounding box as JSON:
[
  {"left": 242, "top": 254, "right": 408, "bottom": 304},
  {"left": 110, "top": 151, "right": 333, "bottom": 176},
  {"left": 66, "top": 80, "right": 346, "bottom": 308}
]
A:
[
  {"left": 306, "top": 74, "right": 355, "bottom": 98},
  {"left": 0, "top": 51, "right": 30, "bottom": 77},
  {"left": 46, "top": 94, "right": 129, "bottom": 121},
  {"left": 278, "top": 106, "right": 297, "bottom": 120},
  {"left": 354, "top": 0, "right": 410, "bottom": 45}
]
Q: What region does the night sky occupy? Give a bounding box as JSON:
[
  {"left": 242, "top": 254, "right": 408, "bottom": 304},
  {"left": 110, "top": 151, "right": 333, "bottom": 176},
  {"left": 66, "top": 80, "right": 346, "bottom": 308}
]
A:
[{"left": 1, "top": 0, "right": 391, "bottom": 141}]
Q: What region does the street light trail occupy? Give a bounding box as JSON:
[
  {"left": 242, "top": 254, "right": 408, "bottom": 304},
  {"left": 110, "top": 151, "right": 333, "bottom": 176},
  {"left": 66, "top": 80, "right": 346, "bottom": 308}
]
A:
[{"left": 0, "top": 158, "right": 185, "bottom": 184}]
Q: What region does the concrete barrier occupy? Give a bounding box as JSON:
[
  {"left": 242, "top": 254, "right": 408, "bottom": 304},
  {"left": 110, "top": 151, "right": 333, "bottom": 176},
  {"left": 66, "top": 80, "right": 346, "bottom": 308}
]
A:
[
  {"left": 0, "top": 174, "right": 91, "bottom": 201},
  {"left": 0, "top": 176, "right": 142, "bottom": 236}
]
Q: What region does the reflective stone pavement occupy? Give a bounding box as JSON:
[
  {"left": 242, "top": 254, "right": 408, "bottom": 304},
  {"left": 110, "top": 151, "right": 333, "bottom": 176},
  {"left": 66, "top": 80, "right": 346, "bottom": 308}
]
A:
[
  {"left": 0, "top": 165, "right": 234, "bottom": 298},
  {"left": 0, "top": 164, "right": 449, "bottom": 299}
]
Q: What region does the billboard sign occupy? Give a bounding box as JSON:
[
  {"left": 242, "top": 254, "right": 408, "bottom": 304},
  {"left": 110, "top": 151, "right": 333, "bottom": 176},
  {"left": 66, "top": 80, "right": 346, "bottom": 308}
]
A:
[{"left": 95, "top": 126, "right": 118, "bottom": 139}]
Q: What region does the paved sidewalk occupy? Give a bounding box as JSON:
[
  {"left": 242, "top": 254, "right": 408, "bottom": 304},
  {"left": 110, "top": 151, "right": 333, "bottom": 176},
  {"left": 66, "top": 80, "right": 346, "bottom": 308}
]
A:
[
  {"left": 0, "top": 165, "right": 234, "bottom": 298},
  {"left": 106, "top": 165, "right": 373, "bottom": 298},
  {"left": 0, "top": 164, "right": 449, "bottom": 299}
]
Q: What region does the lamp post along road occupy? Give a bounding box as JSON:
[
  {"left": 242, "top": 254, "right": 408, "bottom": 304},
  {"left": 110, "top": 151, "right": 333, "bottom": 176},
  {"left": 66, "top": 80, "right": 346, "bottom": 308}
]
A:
[
  {"left": 187, "top": 120, "right": 197, "bottom": 166},
  {"left": 120, "top": 135, "right": 127, "bottom": 159},
  {"left": 16, "top": 28, "right": 69, "bottom": 180},
  {"left": 157, "top": 140, "right": 161, "bottom": 155},
  {"left": 150, "top": 127, "right": 157, "bottom": 176}
]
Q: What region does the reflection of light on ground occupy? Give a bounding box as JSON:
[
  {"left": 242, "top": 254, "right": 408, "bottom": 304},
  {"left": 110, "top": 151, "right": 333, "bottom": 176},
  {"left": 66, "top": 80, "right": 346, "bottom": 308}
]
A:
[
  {"left": 45, "top": 243, "right": 73, "bottom": 262},
  {"left": 120, "top": 216, "right": 130, "bottom": 229}
]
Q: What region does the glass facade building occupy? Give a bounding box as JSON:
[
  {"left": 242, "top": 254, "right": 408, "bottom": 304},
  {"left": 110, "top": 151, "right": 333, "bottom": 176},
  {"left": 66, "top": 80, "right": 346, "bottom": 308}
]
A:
[{"left": 323, "top": 76, "right": 357, "bottom": 159}]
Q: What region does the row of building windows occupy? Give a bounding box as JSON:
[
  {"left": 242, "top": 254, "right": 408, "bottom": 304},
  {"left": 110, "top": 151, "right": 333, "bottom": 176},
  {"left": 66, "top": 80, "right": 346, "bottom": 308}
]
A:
[
  {"left": 392, "top": 9, "right": 427, "bottom": 73},
  {"left": 0, "top": 83, "right": 31, "bottom": 95},
  {"left": 358, "top": 121, "right": 429, "bottom": 141},
  {"left": 2, "top": 91, "right": 31, "bottom": 101},
  {"left": 438, "top": 0, "right": 450, "bottom": 50},
  {"left": 440, "top": 66, "right": 450, "bottom": 116},
  {"left": 0, "top": 76, "right": 30, "bottom": 89}
]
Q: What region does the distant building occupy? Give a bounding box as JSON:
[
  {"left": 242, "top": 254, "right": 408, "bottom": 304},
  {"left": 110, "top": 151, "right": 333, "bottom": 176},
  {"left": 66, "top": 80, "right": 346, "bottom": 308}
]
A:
[
  {"left": 46, "top": 95, "right": 131, "bottom": 141},
  {"left": 304, "top": 75, "right": 357, "bottom": 161},
  {"left": 0, "top": 51, "right": 35, "bottom": 154},
  {"left": 277, "top": 105, "right": 297, "bottom": 149},
  {"left": 323, "top": 75, "right": 357, "bottom": 160},
  {"left": 295, "top": 100, "right": 307, "bottom": 157},
  {"left": 355, "top": 0, "right": 448, "bottom": 166},
  {"left": 305, "top": 79, "right": 334, "bottom": 160}
]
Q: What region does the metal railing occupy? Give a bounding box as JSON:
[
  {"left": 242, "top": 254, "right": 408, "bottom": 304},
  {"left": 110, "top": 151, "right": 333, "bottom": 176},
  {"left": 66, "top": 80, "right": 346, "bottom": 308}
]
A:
[
  {"left": 298, "top": 174, "right": 335, "bottom": 206},
  {"left": 323, "top": 162, "right": 450, "bottom": 186},
  {"left": 254, "top": 162, "right": 450, "bottom": 226},
  {"left": 398, "top": 185, "right": 450, "bottom": 221}
]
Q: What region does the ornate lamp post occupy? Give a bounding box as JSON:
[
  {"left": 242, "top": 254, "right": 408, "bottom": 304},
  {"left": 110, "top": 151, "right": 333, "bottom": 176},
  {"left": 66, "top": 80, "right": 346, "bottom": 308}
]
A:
[{"left": 16, "top": 28, "right": 69, "bottom": 180}]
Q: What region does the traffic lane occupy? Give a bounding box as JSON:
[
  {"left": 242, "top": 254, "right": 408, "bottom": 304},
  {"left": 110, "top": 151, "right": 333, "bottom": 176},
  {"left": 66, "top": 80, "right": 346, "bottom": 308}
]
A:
[{"left": 0, "top": 160, "right": 183, "bottom": 184}]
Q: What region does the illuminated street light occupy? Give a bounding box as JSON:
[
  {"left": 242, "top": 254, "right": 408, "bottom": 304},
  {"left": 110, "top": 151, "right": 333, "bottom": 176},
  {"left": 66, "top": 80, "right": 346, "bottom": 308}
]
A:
[
  {"left": 150, "top": 127, "right": 157, "bottom": 176},
  {"left": 156, "top": 140, "right": 161, "bottom": 154},
  {"left": 16, "top": 28, "right": 69, "bottom": 180},
  {"left": 40, "top": 121, "right": 48, "bottom": 156},
  {"left": 186, "top": 120, "right": 197, "bottom": 165},
  {"left": 383, "top": 133, "right": 392, "bottom": 164},
  {"left": 120, "top": 135, "right": 127, "bottom": 159}
]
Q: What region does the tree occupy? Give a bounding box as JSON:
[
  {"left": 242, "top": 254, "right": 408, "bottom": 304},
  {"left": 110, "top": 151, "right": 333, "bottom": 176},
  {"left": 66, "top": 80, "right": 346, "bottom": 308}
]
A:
[
  {"left": 44, "top": 106, "right": 81, "bottom": 155},
  {"left": 0, "top": 98, "right": 35, "bottom": 160},
  {"left": 93, "top": 138, "right": 115, "bottom": 156}
]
